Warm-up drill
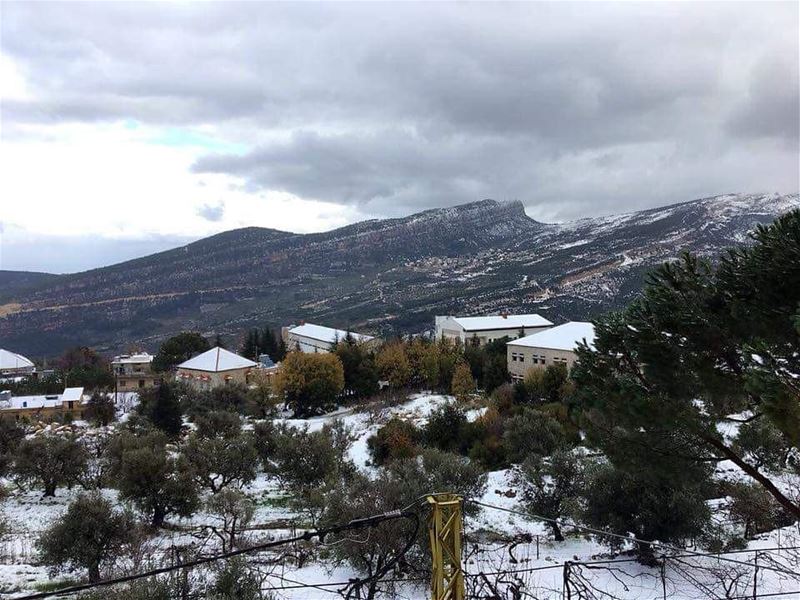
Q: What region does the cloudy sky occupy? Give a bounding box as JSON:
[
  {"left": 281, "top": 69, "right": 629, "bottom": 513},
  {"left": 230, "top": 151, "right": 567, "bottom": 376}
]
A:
[{"left": 1, "top": 2, "right": 797, "bottom": 273}]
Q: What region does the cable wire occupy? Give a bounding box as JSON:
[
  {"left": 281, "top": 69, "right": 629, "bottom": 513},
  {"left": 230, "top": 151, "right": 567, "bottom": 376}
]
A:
[
  {"left": 469, "top": 499, "right": 800, "bottom": 578},
  {"left": 16, "top": 507, "right": 419, "bottom": 600}
]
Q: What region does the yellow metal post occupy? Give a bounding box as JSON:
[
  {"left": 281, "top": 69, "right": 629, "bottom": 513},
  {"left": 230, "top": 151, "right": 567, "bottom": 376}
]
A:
[{"left": 428, "top": 494, "right": 465, "bottom": 600}]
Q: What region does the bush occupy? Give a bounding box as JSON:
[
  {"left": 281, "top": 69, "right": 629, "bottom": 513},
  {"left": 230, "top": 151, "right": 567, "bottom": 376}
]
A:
[
  {"left": 37, "top": 492, "right": 136, "bottom": 582},
  {"left": 208, "top": 558, "right": 263, "bottom": 600},
  {"left": 13, "top": 434, "right": 88, "bottom": 497},
  {"left": 423, "top": 403, "right": 470, "bottom": 454},
  {"left": 582, "top": 463, "right": 711, "bottom": 563},
  {"left": 367, "top": 417, "right": 420, "bottom": 465},
  {"left": 503, "top": 408, "right": 569, "bottom": 462},
  {"left": 269, "top": 421, "right": 355, "bottom": 520}
]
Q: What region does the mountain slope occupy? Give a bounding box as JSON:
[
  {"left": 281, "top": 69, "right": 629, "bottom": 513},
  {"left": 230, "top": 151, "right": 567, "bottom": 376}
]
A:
[{"left": 1, "top": 193, "right": 796, "bottom": 356}]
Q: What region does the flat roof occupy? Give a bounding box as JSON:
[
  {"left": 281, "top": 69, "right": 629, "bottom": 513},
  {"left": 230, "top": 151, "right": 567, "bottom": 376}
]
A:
[
  {"left": 112, "top": 352, "right": 154, "bottom": 364},
  {"left": 448, "top": 313, "right": 553, "bottom": 332},
  {"left": 2, "top": 387, "right": 85, "bottom": 410},
  {"left": 508, "top": 321, "right": 596, "bottom": 351}
]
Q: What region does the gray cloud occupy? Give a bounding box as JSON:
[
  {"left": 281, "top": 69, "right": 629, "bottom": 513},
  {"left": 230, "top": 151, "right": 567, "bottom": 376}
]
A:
[
  {"left": 2, "top": 1, "right": 798, "bottom": 222},
  {"left": 196, "top": 202, "right": 225, "bottom": 222}
]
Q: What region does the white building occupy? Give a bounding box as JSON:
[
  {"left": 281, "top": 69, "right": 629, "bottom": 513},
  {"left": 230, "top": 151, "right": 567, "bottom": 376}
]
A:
[
  {"left": 0, "top": 387, "right": 86, "bottom": 419},
  {"left": 507, "top": 321, "right": 596, "bottom": 380},
  {"left": 434, "top": 313, "right": 553, "bottom": 346},
  {"left": 283, "top": 323, "right": 376, "bottom": 353},
  {"left": 0, "top": 348, "right": 35, "bottom": 378}
]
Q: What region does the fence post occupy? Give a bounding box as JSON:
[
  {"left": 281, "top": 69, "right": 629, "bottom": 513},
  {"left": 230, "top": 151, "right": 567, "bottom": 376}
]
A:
[
  {"left": 752, "top": 551, "right": 758, "bottom": 600},
  {"left": 428, "top": 494, "right": 465, "bottom": 600}
]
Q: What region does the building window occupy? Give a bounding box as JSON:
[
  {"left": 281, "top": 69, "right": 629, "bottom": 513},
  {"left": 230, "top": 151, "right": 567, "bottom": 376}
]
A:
[{"left": 138, "top": 380, "right": 145, "bottom": 388}]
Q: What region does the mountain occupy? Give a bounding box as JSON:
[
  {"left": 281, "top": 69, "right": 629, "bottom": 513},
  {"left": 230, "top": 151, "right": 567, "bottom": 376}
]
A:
[
  {"left": 0, "top": 270, "right": 59, "bottom": 302},
  {"left": 1, "top": 193, "right": 797, "bottom": 357}
]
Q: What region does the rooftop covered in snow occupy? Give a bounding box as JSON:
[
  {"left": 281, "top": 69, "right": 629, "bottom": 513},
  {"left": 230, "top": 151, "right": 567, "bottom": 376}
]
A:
[
  {"left": 450, "top": 313, "right": 553, "bottom": 331},
  {"left": 111, "top": 352, "right": 154, "bottom": 364},
  {"left": 288, "top": 323, "right": 375, "bottom": 344},
  {"left": 0, "top": 387, "right": 85, "bottom": 410},
  {"left": 508, "top": 321, "right": 596, "bottom": 351},
  {"left": 177, "top": 347, "right": 257, "bottom": 372},
  {"left": 0, "top": 349, "right": 35, "bottom": 371}
]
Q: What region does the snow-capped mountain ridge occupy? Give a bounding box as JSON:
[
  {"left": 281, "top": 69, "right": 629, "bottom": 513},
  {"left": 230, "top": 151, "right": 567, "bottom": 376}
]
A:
[{"left": 1, "top": 192, "right": 796, "bottom": 356}]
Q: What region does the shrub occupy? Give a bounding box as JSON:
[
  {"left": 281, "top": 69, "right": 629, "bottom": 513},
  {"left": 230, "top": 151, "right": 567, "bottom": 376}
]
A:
[
  {"left": 582, "top": 463, "right": 711, "bottom": 563},
  {"left": 208, "top": 558, "right": 263, "bottom": 600},
  {"left": 423, "top": 403, "right": 470, "bottom": 454},
  {"left": 37, "top": 492, "right": 136, "bottom": 582},
  {"left": 503, "top": 408, "right": 569, "bottom": 462},
  {"left": 367, "top": 417, "right": 420, "bottom": 465}
]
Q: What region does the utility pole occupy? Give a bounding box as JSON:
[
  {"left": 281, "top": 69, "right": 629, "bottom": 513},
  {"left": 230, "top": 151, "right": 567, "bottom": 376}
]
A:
[{"left": 428, "top": 494, "right": 464, "bottom": 600}]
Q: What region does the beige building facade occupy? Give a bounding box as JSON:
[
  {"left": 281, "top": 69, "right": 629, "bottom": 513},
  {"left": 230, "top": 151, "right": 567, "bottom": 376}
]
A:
[
  {"left": 175, "top": 347, "right": 258, "bottom": 390},
  {"left": 111, "top": 352, "right": 159, "bottom": 391},
  {"left": 507, "top": 321, "right": 596, "bottom": 381}
]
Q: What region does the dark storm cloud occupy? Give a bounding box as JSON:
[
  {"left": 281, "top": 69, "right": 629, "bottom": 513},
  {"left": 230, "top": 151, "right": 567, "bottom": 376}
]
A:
[{"left": 2, "top": 1, "right": 798, "bottom": 221}]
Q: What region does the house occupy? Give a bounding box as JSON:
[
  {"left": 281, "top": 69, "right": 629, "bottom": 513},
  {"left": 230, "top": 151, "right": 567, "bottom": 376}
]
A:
[
  {"left": 434, "top": 313, "right": 553, "bottom": 346},
  {"left": 0, "top": 348, "right": 36, "bottom": 379},
  {"left": 0, "top": 387, "right": 87, "bottom": 420},
  {"left": 111, "top": 352, "right": 159, "bottom": 391},
  {"left": 283, "top": 323, "right": 376, "bottom": 353},
  {"left": 506, "top": 321, "right": 596, "bottom": 381},
  {"left": 175, "top": 347, "right": 258, "bottom": 389}
]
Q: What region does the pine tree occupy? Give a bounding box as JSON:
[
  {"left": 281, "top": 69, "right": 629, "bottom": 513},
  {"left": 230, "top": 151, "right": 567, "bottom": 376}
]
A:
[{"left": 573, "top": 210, "right": 800, "bottom": 518}]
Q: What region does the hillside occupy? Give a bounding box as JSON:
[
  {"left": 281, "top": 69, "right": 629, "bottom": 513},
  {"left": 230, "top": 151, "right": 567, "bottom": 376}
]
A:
[{"left": 1, "top": 193, "right": 797, "bottom": 356}]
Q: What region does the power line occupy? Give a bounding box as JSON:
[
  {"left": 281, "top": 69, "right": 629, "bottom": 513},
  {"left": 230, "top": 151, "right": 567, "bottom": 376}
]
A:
[
  {"left": 16, "top": 505, "right": 422, "bottom": 600},
  {"left": 470, "top": 500, "right": 800, "bottom": 578}
]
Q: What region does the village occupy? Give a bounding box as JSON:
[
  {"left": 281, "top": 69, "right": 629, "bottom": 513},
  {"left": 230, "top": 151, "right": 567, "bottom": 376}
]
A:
[{"left": 0, "top": 313, "right": 594, "bottom": 422}]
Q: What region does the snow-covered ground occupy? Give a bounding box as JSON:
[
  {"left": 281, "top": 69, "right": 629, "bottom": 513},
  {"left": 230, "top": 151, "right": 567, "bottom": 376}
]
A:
[{"left": 1, "top": 392, "right": 798, "bottom": 599}]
